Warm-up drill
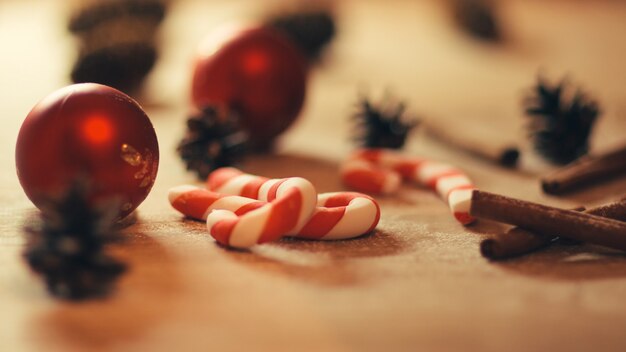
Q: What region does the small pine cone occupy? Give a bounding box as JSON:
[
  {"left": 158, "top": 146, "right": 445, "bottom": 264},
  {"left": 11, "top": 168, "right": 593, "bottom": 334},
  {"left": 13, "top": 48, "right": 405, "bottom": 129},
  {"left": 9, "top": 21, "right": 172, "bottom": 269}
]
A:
[
  {"left": 23, "top": 181, "right": 127, "bottom": 300},
  {"left": 352, "top": 95, "right": 418, "bottom": 150},
  {"left": 524, "top": 76, "right": 600, "bottom": 165},
  {"left": 177, "top": 106, "right": 248, "bottom": 180}
]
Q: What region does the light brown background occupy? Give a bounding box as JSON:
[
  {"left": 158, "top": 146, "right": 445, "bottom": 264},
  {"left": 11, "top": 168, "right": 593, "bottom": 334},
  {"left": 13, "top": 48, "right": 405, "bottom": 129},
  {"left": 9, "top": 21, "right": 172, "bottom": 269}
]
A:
[{"left": 1, "top": 1, "right": 626, "bottom": 351}]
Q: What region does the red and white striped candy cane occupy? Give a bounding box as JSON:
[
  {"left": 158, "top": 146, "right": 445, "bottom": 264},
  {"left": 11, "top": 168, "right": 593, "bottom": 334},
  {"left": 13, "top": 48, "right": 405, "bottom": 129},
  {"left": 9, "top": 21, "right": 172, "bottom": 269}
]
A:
[
  {"left": 208, "top": 168, "right": 381, "bottom": 240},
  {"left": 298, "top": 192, "right": 380, "bottom": 240},
  {"left": 168, "top": 185, "right": 265, "bottom": 221},
  {"left": 207, "top": 167, "right": 318, "bottom": 234},
  {"left": 205, "top": 174, "right": 317, "bottom": 248},
  {"left": 169, "top": 186, "right": 381, "bottom": 241},
  {"left": 341, "top": 148, "right": 476, "bottom": 225}
]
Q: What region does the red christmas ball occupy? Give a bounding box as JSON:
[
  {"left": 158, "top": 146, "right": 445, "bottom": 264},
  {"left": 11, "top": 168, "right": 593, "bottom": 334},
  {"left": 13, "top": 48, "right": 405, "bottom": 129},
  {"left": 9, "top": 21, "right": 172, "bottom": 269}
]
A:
[
  {"left": 16, "top": 83, "right": 159, "bottom": 219},
  {"left": 191, "top": 25, "right": 308, "bottom": 148}
]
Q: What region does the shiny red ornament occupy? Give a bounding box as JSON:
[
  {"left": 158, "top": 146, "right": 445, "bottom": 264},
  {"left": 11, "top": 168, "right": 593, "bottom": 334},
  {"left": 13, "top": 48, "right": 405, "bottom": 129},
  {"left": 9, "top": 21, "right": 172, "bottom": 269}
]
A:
[
  {"left": 16, "top": 83, "right": 159, "bottom": 219},
  {"left": 191, "top": 25, "right": 308, "bottom": 148}
]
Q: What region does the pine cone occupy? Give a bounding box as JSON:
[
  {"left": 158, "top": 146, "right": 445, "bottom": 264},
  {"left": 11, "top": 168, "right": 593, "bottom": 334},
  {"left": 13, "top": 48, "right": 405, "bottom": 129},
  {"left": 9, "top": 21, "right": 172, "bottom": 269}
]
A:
[
  {"left": 69, "top": 0, "right": 167, "bottom": 94},
  {"left": 352, "top": 96, "right": 418, "bottom": 150},
  {"left": 178, "top": 106, "right": 248, "bottom": 180},
  {"left": 23, "top": 181, "right": 126, "bottom": 300},
  {"left": 524, "top": 76, "right": 600, "bottom": 165}
]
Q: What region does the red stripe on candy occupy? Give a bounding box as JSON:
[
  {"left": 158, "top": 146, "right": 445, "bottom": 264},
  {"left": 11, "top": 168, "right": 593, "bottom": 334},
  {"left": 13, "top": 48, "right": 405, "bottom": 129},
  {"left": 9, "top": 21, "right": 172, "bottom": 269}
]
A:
[
  {"left": 342, "top": 169, "right": 386, "bottom": 194},
  {"left": 324, "top": 193, "right": 358, "bottom": 208},
  {"left": 234, "top": 201, "right": 265, "bottom": 215},
  {"left": 298, "top": 207, "right": 346, "bottom": 239},
  {"left": 258, "top": 188, "right": 302, "bottom": 243},
  {"left": 356, "top": 149, "right": 382, "bottom": 163},
  {"left": 173, "top": 189, "right": 220, "bottom": 220},
  {"left": 241, "top": 177, "right": 268, "bottom": 199},
  {"left": 207, "top": 167, "right": 243, "bottom": 190},
  {"left": 454, "top": 212, "right": 475, "bottom": 225},
  {"left": 393, "top": 160, "right": 421, "bottom": 180},
  {"left": 211, "top": 218, "right": 238, "bottom": 246}
]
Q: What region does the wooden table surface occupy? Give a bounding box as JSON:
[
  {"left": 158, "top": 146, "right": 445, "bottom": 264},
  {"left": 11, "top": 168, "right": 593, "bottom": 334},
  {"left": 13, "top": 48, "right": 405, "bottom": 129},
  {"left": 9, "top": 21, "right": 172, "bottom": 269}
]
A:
[{"left": 1, "top": 1, "right": 626, "bottom": 351}]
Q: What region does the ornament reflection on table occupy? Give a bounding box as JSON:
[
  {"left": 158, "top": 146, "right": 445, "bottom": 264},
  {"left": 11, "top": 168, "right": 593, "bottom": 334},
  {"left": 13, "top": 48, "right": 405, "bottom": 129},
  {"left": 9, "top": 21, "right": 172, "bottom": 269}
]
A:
[{"left": 15, "top": 83, "right": 159, "bottom": 220}]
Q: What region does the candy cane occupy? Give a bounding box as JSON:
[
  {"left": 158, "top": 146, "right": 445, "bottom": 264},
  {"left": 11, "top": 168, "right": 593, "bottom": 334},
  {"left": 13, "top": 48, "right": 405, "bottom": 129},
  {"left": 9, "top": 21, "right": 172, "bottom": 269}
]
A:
[
  {"left": 341, "top": 148, "right": 476, "bottom": 225},
  {"left": 213, "top": 168, "right": 384, "bottom": 239},
  {"left": 168, "top": 185, "right": 265, "bottom": 221},
  {"left": 298, "top": 192, "right": 380, "bottom": 240},
  {"left": 208, "top": 176, "right": 318, "bottom": 248},
  {"left": 207, "top": 167, "right": 318, "bottom": 234},
  {"left": 169, "top": 187, "right": 381, "bottom": 241},
  {"left": 167, "top": 168, "right": 318, "bottom": 248}
]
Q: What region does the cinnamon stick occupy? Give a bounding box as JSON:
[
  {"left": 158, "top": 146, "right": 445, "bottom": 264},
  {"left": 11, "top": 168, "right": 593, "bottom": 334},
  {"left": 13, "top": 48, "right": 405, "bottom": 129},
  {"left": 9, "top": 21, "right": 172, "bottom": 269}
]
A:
[
  {"left": 542, "top": 144, "right": 626, "bottom": 194},
  {"left": 423, "top": 120, "right": 519, "bottom": 167},
  {"left": 481, "top": 200, "right": 626, "bottom": 260},
  {"left": 469, "top": 190, "right": 626, "bottom": 251}
]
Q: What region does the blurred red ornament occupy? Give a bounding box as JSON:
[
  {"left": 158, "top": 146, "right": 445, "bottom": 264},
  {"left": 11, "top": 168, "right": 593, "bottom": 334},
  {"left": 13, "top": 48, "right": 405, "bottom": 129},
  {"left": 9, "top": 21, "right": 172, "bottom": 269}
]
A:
[
  {"left": 191, "top": 25, "right": 308, "bottom": 148},
  {"left": 16, "top": 83, "right": 159, "bottom": 219}
]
